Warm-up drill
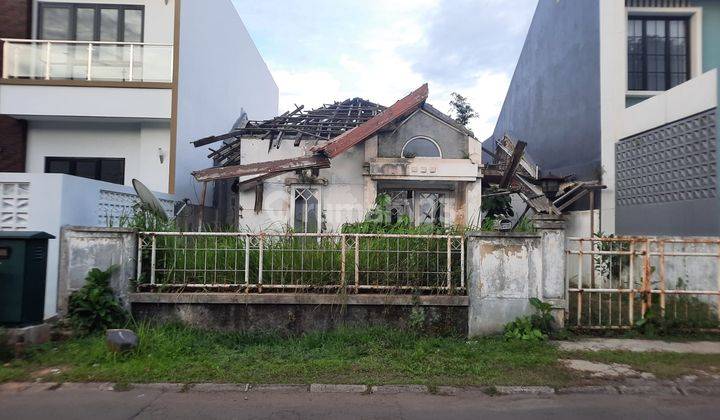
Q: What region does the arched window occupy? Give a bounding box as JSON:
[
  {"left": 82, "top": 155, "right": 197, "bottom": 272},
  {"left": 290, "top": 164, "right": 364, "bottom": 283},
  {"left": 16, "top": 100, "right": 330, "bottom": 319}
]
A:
[{"left": 401, "top": 137, "right": 442, "bottom": 158}]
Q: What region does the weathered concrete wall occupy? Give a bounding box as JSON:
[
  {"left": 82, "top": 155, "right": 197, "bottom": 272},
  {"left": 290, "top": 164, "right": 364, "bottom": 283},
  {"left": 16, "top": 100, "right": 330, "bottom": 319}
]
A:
[
  {"left": 58, "top": 227, "right": 137, "bottom": 314},
  {"left": 377, "top": 110, "right": 468, "bottom": 159},
  {"left": 131, "top": 294, "right": 468, "bottom": 336},
  {"left": 466, "top": 232, "right": 542, "bottom": 336},
  {"left": 466, "top": 215, "right": 567, "bottom": 336}
]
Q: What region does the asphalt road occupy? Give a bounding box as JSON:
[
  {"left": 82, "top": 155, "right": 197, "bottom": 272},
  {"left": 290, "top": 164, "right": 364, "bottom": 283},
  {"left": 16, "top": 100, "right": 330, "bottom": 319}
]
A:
[{"left": 1, "top": 386, "right": 719, "bottom": 420}]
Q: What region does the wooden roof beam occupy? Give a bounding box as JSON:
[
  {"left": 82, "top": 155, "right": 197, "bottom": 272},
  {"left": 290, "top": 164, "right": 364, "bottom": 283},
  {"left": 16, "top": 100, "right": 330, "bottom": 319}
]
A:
[
  {"left": 192, "top": 155, "right": 331, "bottom": 182},
  {"left": 311, "top": 84, "right": 429, "bottom": 158}
]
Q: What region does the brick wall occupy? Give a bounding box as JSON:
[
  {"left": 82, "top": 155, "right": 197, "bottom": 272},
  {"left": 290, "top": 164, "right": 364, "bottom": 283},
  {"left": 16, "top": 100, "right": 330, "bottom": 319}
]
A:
[{"left": 0, "top": 0, "right": 31, "bottom": 172}]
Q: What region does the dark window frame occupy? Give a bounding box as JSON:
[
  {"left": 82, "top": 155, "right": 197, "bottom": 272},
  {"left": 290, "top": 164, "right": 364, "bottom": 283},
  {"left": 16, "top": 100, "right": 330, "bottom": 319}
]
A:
[
  {"left": 628, "top": 16, "right": 690, "bottom": 92},
  {"left": 45, "top": 157, "right": 125, "bottom": 185},
  {"left": 37, "top": 2, "right": 145, "bottom": 42}
]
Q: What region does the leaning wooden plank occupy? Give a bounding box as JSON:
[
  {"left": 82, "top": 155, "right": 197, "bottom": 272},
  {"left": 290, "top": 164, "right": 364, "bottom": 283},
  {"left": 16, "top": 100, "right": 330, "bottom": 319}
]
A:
[
  {"left": 499, "top": 141, "right": 527, "bottom": 188},
  {"left": 312, "top": 83, "right": 428, "bottom": 158},
  {"left": 192, "top": 156, "right": 331, "bottom": 182}
]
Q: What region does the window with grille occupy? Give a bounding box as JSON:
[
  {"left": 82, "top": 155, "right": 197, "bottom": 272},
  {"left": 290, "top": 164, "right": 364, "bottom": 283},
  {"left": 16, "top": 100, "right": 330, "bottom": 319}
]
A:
[
  {"left": 291, "top": 187, "right": 321, "bottom": 233},
  {"left": 383, "top": 189, "right": 445, "bottom": 226},
  {"left": 628, "top": 17, "right": 689, "bottom": 91}
]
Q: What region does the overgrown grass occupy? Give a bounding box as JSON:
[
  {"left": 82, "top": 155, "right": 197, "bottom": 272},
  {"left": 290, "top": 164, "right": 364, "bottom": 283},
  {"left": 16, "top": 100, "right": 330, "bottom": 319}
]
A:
[
  {"left": 0, "top": 324, "right": 568, "bottom": 386},
  {"left": 144, "top": 234, "right": 464, "bottom": 292},
  {"left": 560, "top": 350, "right": 720, "bottom": 380}
]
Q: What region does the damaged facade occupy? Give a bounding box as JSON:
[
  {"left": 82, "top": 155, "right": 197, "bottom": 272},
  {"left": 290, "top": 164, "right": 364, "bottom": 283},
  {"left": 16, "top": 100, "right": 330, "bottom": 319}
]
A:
[{"left": 193, "top": 85, "right": 484, "bottom": 231}]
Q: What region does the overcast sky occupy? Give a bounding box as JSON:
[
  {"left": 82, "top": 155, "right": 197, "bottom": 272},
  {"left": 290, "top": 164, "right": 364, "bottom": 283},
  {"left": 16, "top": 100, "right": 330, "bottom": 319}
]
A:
[{"left": 232, "top": 0, "right": 537, "bottom": 139}]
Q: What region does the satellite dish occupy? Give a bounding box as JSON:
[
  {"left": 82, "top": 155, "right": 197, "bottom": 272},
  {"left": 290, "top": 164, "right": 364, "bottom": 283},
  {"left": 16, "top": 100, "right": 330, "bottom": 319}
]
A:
[{"left": 132, "top": 179, "right": 169, "bottom": 221}]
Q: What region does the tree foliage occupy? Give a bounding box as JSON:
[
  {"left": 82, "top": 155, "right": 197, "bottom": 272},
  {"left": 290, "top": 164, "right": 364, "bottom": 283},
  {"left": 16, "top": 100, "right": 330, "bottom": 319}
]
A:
[{"left": 449, "top": 92, "right": 479, "bottom": 126}]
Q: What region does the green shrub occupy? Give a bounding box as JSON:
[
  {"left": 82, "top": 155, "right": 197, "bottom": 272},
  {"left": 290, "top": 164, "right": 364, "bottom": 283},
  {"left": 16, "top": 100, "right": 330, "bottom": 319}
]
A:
[
  {"left": 503, "top": 298, "right": 555, "bottom": 341},
  {"left": 68, "top": 267, "right": 128, "bottom": 335}
]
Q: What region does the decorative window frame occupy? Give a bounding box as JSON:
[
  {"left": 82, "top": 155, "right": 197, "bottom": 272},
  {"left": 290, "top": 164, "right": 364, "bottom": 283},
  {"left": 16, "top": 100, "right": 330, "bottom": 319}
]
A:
[
  {"left": 625, "top": 6, "right": 703, "bottom": 97},
  {"left": 401, "top": 136, "right": 443, "bottom": 159},
  {"left": 288, "top": 185, "right": 322, "bottom": 233}
]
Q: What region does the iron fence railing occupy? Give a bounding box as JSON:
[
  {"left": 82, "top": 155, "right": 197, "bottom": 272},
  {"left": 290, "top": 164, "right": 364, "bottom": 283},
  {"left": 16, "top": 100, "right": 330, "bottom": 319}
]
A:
[
  {"left": 566, "top": 237, "right": 720, "bottom": 329},
  {"left": 137, "top": 232, "right": 465, "bottom": 295}
]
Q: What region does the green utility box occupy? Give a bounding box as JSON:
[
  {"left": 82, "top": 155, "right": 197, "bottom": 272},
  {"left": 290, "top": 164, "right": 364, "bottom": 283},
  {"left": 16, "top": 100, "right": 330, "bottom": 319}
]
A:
[{"left": 0, "top": 231, "right": 55, "bottom": 326}]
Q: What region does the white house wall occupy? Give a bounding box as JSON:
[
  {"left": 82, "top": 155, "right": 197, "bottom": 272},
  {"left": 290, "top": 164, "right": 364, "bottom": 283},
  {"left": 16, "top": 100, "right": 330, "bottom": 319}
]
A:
[
  {"left": 174, "top": 0, "right": 278, "bottom": 203},
  {"left": 237, "top": 139, "right": 368, "bottom": 232},
  {"left": 0, "top": 173, "right": 173, "bottom": 319},
  {"left": 25, "top": 120, "right": 171, "bottom": 192}
]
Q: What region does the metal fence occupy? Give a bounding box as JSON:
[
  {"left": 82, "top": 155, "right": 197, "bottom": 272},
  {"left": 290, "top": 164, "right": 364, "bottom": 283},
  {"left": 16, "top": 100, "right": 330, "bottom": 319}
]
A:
[
  {"left": 137, "top": 232, "right": 465, "bottom": 295},
  {"left": 566, "top": 237, "right": 720, "bottom": 329}
]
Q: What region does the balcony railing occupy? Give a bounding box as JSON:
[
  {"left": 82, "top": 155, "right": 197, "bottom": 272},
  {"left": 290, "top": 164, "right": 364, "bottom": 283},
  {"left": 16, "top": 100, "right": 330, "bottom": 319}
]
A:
[{"left": 1, "top": 39, "right": 173, "bottom": 83}]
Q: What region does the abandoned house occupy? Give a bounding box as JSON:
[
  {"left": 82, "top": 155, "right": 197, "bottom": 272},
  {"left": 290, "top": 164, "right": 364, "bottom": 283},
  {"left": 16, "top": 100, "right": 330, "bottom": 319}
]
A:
[{"left": 192, "top": 84, "right": 485, "bottom": 232}]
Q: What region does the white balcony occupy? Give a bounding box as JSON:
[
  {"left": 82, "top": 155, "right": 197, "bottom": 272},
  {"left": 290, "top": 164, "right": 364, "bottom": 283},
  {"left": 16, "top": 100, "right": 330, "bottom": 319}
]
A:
[
  {"left": 1, "top": 39, "right": 173, "bottom": 83},
  {"left": 0, "top": 39, "right": 173, "bottom": 120}
]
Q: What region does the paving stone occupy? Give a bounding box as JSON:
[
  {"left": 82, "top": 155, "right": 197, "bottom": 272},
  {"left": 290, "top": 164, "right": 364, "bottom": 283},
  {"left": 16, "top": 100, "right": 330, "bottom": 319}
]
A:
[
  {"left": 556, "top": 386, "right": 618, "bottom": 395},
  {"left": 310, "top": 384, "right": 367, "bottom": 393},
  {"left": 371, "top": 385, "right": 428, "bottom": 394},
  {"left": 191, "top": 383, "right": 248, "bottom": 392},
  {"left": 617, "top": 385, "right": 680, "bottom": 395},
  {"left": 495, "top": 386, "right": 555, "bottom": 395},
  {"left": 678, "top": 385, "right": 720, "bottom": 396},
  {"left": 251, "top": 384, "right": 308, "bottom": 393}
]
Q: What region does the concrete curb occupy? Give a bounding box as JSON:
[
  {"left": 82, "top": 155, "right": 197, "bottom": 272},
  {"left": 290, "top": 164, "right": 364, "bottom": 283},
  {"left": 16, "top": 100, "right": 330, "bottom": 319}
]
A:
[
  {"left": 556, "top": 386, "right": 618, "bottom": 395},
  {"left": 3, "top": 382, "right": 720, "bottom": 397},
  {"left": 310, "top": 384, "right": 368, "bottom": 393},
  {"left": 495, "top": 386, "right": 555, "bottom": 395},
  {"left": 370, "top": 385, "right": 428, "bottom": 394}
]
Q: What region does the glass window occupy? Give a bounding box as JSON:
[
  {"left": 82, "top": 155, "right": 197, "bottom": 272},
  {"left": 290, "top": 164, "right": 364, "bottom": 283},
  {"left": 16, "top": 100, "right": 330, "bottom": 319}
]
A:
[
  {"left": 75, "top": 8, "right": 95, "bottom": 41},
  {"left": 401, "top": 137, "right": 442, "bottom": 158},
  {"left": 100, "top": 8, "right": 120, "bottom": 42},
  {"left": 124, "top": 9, "right": 143, "bottom": 42},
  {"left": 45, "top": 157, "right": 125, "bottom": 185},
  {"left": 38, "top": 3, "right": 144, "bottom": 42},
  {"left": 627, "top": 17, "right": 689, "bottom": 91},
  {"left": 41, "top": 6, "right": 71, "bottom": 40},
  {"left": 292, "top": 187, "right": 320, "bottom": 233}
]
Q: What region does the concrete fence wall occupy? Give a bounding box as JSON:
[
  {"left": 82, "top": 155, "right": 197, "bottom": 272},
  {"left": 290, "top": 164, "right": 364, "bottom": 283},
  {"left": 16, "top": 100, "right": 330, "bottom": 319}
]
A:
[
  {"left": 58, "top": 227, "right": 137, "bottom": 315},
  {"left": 465, "top": 215, "right": 567, "bottom": 336},
  {"left": 56, "top": 217, "right": 568, "bottom": 337}
]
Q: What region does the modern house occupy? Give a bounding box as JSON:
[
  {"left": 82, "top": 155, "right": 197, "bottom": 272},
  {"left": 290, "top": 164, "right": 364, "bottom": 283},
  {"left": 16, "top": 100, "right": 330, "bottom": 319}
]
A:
[
  {"left": 192, "top": 84, "right": 484, "bottom": 232},
  {"left": 0, "top": 0, "right": 278, "bottom": 319},
  {"left": 490, "top": 0, "right": 719, "bottom": 236}
]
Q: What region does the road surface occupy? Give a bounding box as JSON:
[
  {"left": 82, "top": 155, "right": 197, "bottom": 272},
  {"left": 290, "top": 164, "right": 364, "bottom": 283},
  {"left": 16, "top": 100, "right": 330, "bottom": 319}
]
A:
[{"left": 1, "top": 385, "right": 718, "bottom": 419}]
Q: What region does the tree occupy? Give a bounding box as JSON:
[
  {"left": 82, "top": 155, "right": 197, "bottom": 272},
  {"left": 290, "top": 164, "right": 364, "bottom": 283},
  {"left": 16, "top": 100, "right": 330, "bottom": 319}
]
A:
[{"left": 449, "top": 92, "right": 478, "bottom": 126}]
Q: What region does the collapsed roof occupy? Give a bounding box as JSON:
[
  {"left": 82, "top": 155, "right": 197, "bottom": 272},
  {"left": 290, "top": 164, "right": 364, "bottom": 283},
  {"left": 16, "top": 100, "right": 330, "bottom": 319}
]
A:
[
  {"left": 191, "top": 84, "right": 430, "bottom": 183},
  {"left": 193, "top": 97, "right": 386, "bottom": 167}
]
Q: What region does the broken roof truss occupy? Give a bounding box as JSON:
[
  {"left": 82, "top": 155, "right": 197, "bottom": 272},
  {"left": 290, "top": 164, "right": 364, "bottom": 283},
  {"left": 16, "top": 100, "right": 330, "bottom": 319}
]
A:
[{"left": 191, "top": 84, "right": 429, "bottom": 183}]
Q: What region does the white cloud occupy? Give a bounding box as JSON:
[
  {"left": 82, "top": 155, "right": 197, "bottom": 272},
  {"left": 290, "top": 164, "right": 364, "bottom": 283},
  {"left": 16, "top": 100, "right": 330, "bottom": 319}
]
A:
[{"left": 237, "top": 0, "right": 533, "bottom": 140}]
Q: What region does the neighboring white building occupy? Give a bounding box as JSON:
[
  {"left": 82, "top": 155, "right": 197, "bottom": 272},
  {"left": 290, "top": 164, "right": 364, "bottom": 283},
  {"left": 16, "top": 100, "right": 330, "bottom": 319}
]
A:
[
  {"left": 490, "top": 0, "right": 719, "bottom": 237},
  {"left": 0, "top": 0, "right": 278, "bottom": 319},
  {"left": 1, "top": 0, "right": 278, "bottom": 200}
]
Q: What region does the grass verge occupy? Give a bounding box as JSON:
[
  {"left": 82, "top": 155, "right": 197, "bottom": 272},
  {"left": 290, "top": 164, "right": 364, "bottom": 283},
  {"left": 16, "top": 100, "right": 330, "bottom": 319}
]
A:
[{"left": 0, "top": 324, "right": 570, "bottom": 387}]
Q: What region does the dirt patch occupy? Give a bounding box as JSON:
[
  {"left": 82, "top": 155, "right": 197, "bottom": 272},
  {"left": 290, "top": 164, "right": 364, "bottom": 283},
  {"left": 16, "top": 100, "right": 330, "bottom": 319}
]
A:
[
  {"left": 560, "top": 359, "right": 655, "bottom": 379},
  {"left": 554, "top": 339, "right": 720, "bottom": 354},
  {"left": 31, "top": 366, "right": 70, "bottom": 380}
]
